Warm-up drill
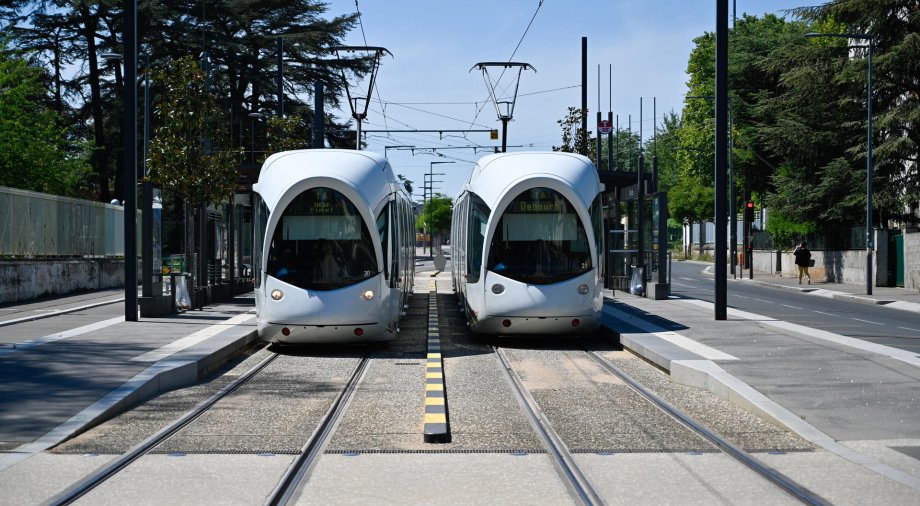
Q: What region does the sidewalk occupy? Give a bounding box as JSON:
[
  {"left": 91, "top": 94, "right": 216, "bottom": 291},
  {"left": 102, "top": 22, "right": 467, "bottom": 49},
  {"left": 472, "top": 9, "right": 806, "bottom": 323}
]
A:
[
  {"left": 0, "top": 292, "right": 258, "bottom": 471},
  {"left": 603, "top": 280, "right": 920, "bottom": 496},
  {"left": 715, "top": 264, "right": 920, "bottom": 313}
]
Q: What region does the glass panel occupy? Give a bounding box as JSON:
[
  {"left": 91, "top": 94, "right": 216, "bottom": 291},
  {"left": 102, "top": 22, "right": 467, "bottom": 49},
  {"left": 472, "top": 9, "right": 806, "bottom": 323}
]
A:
[
  {"left": 487, "top": 187, "right": 592, "bottom": 285},
  {"left": 467, "top": 194, "right": 490, "bottom": 284},
  {"left": 253, "top": 194, "right": 269, "bottom": 288},
  {"left": 266, "top": 187, "right": 377, "bottom": 290}
]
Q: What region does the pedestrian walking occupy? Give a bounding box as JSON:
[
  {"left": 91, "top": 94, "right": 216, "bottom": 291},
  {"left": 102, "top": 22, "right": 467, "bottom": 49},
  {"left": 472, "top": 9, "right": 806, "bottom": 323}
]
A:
[{"left": 793, "top": 241, "right": 812, "bottom": 284}]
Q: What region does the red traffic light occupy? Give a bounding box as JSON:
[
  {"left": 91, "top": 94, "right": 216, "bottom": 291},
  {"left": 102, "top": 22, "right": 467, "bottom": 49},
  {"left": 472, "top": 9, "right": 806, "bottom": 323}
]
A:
[{"left": 746, "top": 201, "right": 754, "bottom": 209}]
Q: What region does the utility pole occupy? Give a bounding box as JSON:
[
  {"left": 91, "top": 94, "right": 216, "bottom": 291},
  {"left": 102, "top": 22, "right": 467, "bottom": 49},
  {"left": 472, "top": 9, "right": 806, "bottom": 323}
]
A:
[{"left": 714, "top": 0, "right": 728, "bottom": 320}]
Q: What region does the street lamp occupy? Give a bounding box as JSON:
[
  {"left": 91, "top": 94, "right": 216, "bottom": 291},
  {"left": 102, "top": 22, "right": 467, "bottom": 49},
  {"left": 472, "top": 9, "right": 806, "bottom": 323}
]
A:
[{"left": 805, "top": 31, "right": 875, "bottom": 295}]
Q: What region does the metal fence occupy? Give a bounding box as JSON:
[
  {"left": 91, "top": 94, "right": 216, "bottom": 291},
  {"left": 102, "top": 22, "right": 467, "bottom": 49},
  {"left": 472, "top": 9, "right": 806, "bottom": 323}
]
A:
[
  {"left": 752, "top": 226, "right": 867, "bottom": 251},
  {"left": 0, "top": 186, "right": 125, "bottom": 258}
]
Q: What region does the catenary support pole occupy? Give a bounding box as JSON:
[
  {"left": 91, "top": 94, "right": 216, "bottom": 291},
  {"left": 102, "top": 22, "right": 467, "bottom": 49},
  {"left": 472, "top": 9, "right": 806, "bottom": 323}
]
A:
[
  {"left": 714, "top": 0, "right": 728, "bottom": 320},
  {"left": 123, "top": 0, "right": 137, "bottom": 321}
]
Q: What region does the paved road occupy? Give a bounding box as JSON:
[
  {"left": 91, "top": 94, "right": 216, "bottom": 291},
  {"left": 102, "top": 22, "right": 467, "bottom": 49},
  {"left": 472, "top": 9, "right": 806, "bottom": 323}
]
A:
[{"left": 669, "top": 261, "right": 920, "bottom": 354}]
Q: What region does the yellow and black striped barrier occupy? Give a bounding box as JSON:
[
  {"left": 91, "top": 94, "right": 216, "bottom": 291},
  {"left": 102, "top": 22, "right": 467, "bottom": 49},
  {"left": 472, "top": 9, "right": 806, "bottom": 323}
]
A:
[{"left": 423, "top": 280, "right": 450, "bottom": 443}]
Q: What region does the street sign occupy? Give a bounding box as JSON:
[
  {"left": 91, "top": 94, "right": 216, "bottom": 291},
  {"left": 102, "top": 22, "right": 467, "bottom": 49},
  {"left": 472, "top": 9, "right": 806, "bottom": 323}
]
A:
[
  {"left": 598, "top": 119, "right": 613, "bottom": 134},
  {"left": 490, "top": 129, "right": 499, "bottom": 140}
]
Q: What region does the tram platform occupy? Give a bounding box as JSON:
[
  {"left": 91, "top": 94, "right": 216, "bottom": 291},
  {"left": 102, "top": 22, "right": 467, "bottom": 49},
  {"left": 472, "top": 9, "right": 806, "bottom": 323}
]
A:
[
  {"left": 0, "top": 292, "right": 258, "bottom": 471},
  {"left": 2, "top": 267, "right": 919, "bottom": 498},
  {"left": 603, "top": 270, "right": 920, "bottom": 494}
]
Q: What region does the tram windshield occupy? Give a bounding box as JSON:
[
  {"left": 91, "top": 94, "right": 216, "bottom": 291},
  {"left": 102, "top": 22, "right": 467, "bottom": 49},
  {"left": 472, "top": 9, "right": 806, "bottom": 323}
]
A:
[
  {"left": 486, "top": 187, "right": 592, "bottom": 285},
  {"left": 266, "top": 187, "right": 378, "bottom": 290}
]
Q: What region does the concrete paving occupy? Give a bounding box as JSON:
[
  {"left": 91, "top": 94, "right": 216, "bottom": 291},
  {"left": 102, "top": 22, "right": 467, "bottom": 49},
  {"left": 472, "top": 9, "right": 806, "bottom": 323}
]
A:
[{"left": 1, "top": 258, "right": 919, "bottom": 503}]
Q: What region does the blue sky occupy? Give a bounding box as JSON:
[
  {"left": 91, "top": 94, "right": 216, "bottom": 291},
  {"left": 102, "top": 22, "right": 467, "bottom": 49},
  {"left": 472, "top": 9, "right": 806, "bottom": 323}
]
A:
[{"left": 321, "top": 1, "right": 807, "bottom": 200}]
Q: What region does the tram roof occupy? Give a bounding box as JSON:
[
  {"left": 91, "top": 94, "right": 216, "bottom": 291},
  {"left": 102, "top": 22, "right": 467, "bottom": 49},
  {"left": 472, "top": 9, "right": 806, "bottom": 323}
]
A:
[
  {"left": 463, "top": 151, "right": 600, "bottom": 208},
  {"left": 254, "top": 149, "right": 399, "bottom": 211}
]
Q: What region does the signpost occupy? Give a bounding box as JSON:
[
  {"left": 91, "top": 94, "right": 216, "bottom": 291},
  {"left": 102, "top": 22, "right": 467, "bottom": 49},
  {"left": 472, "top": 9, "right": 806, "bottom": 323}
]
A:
[{"left": 598, "top": 119, "right": 613, "bottom": 135}]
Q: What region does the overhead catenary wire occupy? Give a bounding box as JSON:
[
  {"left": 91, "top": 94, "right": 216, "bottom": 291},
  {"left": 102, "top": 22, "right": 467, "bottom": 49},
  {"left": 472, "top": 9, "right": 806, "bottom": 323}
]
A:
[{"left": 466, "top": 0, "right": 546, "bottom": 131}]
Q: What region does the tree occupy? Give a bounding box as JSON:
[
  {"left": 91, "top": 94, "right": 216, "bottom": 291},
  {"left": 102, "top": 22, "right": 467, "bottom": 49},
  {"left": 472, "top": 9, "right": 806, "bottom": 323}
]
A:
[
  {"left": 417, "top": 194, "right": 453, "bottom": 248},
  {"left": 145, "top": 56, "right": 239, "bottom": 206},
  {"left": 0, "top": 40, "right": 91, "bottom": 196},
  {"left": 2, "top": 0, "right": 367, "bottom": 200},
  {"left": 145, "top": 56, "right": 241, "bottom": 284},
  {"left": 792, "top": 0, "right": 920, "bottom": 227},
  {"left": 552, "top": 107, "right": 592, "bottom": 156}
]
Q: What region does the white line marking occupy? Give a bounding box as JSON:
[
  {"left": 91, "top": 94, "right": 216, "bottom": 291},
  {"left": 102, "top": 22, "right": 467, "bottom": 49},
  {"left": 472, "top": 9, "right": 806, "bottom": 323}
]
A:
[
  {"left": 0, "top": 317, "right": 125, "bottom": 357},
  {"left": 753, "top": 298, "right": 773, "bottom": 304},
  {"left": 678, "top": 277, "right": 698, "bottom": 281},
  {"left": 130, "top": 311, "right": 254, "bottom": 362},
  {"left": 898, "top": 327, "right": 920, "bottom": 333},
  {"left": 680, "top": 299, "right": 920, "bottom": 369},
  {"left": 851, "top": 318, "right": 885, "bottom": 326},
  {"left": 603, "top": 305, "right": 737, "bottom": 361},
  {"left": 0, "top": 298, "right": 125, "bottom": 327},
  {"left": 782, "top": 304, "right": 804, "bottom": 310},
  {"left": 733, "top": 295, "right": 750, "bottom": 299},
  {"left": 813, "top": 311, "right": 835, "bottom": 316},
  {"left": 0, "top": 359, "right": 192, "bottom": 472}
]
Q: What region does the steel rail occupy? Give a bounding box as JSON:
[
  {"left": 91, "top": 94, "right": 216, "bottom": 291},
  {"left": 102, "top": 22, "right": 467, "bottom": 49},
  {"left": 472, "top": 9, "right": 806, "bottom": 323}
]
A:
[
  {"left": 587, "top": 351, "right": 831, "bottom": 506},
  {"left": 45, "top": 351, "right": 280, "bottom": 506},
  {"left": 265, "top": 355, "right": 372, "bottom": 506},
  {"left": 493, "top": 346, "right": 605, "bottom": 506}
]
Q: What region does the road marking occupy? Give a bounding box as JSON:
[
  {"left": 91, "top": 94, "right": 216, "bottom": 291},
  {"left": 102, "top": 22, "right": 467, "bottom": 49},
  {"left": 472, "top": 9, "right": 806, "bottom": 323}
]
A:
[
  {"left": 781, "top": 304, "right": 804, "bottom": 310},
  {"left": 753, "top": 298, "right": 774, "bottom": 304},
  {"left": 813, "top": 311, "right": 835, "bottom": 316},
  {"left": 424, "top": 280, "right": 450, "bottom": 443},
  {"left": 733, "top": 295, "right": 750, "bottom": 299},
  {"left": 851, "top": 318, "right": 885, "bottom": 326},
  {"left": 680, "top": 299, "right": 920, "bottom": 369},
  {"left": 130, "top": 312, "right": 254, "bottom": 362},
  {"left": 898, "top": 327, "right": 920, "bottom": 333},
  {"left": 603, "top": 305, "right": 737, "bottom": 361},
  {"left": 0, "top": 316, "right": 125, "bottom": 357},
  {"left": 678, "top": 277, "right": 698, "bottom": 281}
]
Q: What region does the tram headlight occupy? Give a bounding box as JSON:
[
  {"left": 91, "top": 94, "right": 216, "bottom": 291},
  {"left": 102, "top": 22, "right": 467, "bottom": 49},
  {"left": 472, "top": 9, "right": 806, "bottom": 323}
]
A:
[
  {"left": 491, "top": 284, "right": 505, "bottom": 295},
  {"left": 271, "top": 289, "right": 284, "bottom": 301},
  {"left": 578, "top": 284, "right": 590, "bottom": 295},
  {"left": 362, "top": 290, "right": 375, "bottom": 301}
]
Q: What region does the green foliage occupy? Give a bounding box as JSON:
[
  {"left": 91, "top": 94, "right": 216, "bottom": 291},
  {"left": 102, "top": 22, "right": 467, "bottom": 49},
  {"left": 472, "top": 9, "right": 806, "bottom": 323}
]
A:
[
  {"left": 765, "top": 211, "right": 816, "bottom": 249},
  {"left": 261, "top": 116, "right": 310, "bottom": 162},
  {"left": 552, "top": 107, "right": 592, "bottom": 156},
  {"left": 145, "top": 56, "right": 240, "bottom": 206},
  {"left": 0, "top": 40, "right": 91, "bottom": 196},
  {"left": 417, "top": 194, "right": 453, "bottom": 235},
  {"left": 4, "top": 0, "right": 365, "bottom": 200}
]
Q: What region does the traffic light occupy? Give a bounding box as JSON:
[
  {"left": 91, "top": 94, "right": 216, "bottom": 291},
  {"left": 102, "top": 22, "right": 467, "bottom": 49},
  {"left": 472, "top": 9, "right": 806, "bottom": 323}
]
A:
[{"left": 744, "top": 200, "right": 755, "bottom": 223}]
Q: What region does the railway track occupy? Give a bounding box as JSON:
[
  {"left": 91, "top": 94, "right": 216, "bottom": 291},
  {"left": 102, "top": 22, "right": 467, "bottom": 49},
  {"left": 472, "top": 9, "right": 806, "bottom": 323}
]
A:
[
  {"left": 44, "top": 351, "right": 371, "bottom": 506},
  {"left": 492, "top": 337, "right": 832, "bottom": 506}
]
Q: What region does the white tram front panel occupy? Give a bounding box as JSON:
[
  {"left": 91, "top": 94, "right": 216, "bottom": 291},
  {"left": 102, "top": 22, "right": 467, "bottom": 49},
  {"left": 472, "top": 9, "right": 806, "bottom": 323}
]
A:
[
  {"left": 454, "top": 152, "right": 604, "bottom": 335},
  {"left": 253, "top": 150, "right": 410, "bottom": 344}
]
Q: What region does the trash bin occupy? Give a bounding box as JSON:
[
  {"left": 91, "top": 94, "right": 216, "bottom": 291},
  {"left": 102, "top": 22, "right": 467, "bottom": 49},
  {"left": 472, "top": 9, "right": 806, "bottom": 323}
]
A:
[
  {"left": 629, "top": 266, "right": 645, "bottom": 296},
  {"left": 171, "top": 272, "right": 192, "bottom": 310}
]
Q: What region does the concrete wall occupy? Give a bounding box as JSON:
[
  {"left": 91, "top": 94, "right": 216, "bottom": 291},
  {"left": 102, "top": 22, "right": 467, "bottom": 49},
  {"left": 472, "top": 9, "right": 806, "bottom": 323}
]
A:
[
  {"left": 753, "top": 249, "right": 880, "bottom": 286},
  {"left": 906, "top": 230, "right": 920, "bottom": 291},
  {"left": 0, "top": 259, "right": 126, "bottom": 304}
]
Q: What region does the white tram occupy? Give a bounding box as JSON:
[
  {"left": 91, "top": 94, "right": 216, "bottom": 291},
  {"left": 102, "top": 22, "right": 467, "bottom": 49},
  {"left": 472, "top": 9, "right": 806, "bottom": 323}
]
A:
[
  {"left": 450, "top": 152, "right": 604, "bottom": 335},
  {"left": 252, "top": 149, "right": 414, "bottom": 343}
]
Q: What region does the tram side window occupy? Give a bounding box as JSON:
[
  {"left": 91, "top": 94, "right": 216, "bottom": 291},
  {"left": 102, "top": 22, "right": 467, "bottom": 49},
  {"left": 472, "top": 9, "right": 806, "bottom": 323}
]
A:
[
  {"left": 253, "top": 194, "right": 269, "bottom": 289},
  {"left": 467, "top": 194, "right": 490, "bottom": 284},
  {"left": 377, "top": 204, "right": 389, "bottom": 280}
]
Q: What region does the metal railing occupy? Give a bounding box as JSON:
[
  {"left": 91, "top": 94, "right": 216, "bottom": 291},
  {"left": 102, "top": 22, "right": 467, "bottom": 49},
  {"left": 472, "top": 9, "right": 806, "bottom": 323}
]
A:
[{"left": 0, "top": 186, "right": 125, "bottom": 258}]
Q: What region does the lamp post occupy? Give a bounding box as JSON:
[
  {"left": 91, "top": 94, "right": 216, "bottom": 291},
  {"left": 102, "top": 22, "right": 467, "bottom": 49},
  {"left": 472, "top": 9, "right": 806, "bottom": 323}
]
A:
[
  {"left": 805, "top": 31, "right": 874, "bottom": 295},
  {"left": 248, "top": 112, "right": 264, "bottom": 163},
  {"left": 427, "top": 161, "right": 454, "bottom": 255}
]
